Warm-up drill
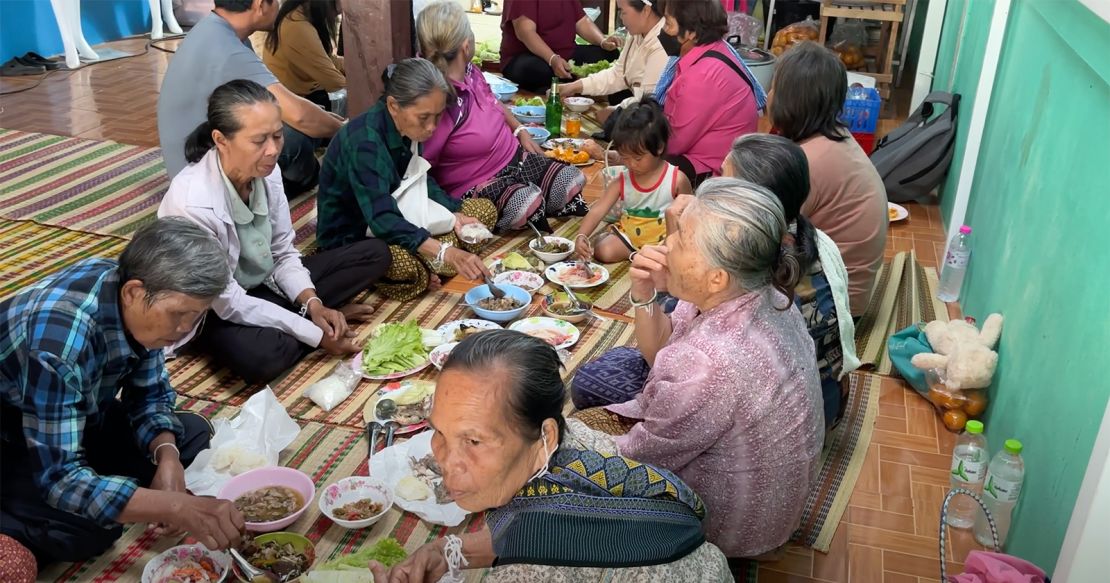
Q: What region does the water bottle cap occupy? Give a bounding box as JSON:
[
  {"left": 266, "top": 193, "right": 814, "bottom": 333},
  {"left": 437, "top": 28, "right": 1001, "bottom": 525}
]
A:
[
  {"left": 1004, "top": 439, "right": 1023, "bottom": 454},
  {"left": 959, "top": 225, "right": 972, "bottom": 235},
  {"left": 965, "top": 420, "right": 984, "bottom": 434}
]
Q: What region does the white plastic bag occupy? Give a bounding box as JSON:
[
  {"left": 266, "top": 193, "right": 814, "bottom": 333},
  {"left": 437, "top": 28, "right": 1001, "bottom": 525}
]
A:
[
  {"left": 184, "top": 388, "right": 301, "bottom": 496},
  {"left": 305, "top": 363, "right": 362, "bottom": 412}
]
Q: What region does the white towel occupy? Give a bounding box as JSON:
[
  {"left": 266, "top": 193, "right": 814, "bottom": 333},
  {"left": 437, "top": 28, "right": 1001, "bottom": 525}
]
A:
[{"left": 814, "top": 228, "right": 861, "bottom": 377}]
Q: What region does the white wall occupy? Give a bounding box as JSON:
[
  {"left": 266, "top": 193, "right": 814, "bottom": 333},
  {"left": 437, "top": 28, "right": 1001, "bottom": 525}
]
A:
[{"left": 1055, "top": 397, "right": 1110, "bottom": 581}]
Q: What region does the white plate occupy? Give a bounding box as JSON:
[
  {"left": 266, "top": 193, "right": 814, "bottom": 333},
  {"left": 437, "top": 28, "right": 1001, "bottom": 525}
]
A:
[
  {"left": 142, "top": 544, "right": 231, "bottom": 583},
  {"left": 541, "top": 138, "right": 586, "bottom": 150},
  {"left": 369, "top": 430, "right": 469, "bottom": 527},
  {"left": 365, "top": 380, "right": 436, "bottom": 434},
  {"left": 508, "top": 317, "right": 581, "bottom": 350},
  {"left": 545, "top": 262, "right": 610, "bottom": 288},
  {"left": 429, "top": 341, "right": 459, "bottom": 370},
  {"left": 435, "top": 319, "right": 502, "bottom": 343},
  {"left": 888, "top": 202, "right": 909, "bottom": 222},
  {"left": 493, "top": 270, "right": 545, "bottom": 293}
]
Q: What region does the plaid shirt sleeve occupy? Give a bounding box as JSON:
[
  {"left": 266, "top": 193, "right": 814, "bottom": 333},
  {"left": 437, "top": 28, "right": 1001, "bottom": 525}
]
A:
[
  {"left": 20, "top": 313, "right": 139, "bottom": 527},
  {"left": 347, "top": 133, "right": 436, "bottom": 253},
  {"left": 120, "top": 349, "right": 183, "bottom": 453}
]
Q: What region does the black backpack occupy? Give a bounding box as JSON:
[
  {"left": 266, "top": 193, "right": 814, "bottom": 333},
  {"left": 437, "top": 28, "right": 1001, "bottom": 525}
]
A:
[{"left": 870, "top": 92, "right": 961, "bottom": 203}]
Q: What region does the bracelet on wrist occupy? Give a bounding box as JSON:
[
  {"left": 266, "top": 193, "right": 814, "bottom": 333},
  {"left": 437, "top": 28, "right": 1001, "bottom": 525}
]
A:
[
  {"left": 150, "top": 442, "right": 180, "bottom": 466},
  {"left": 298, "top": 296, "right": 322, "bottom": 317},
  {"left": 513, "top": 125, "right": 528, "bottom": 138},
  {"left": 629, "top": 289, "right": 658, "bottom": 308},
  {"left": 548, "top": 53, "right": 559, "bottom": 66}
]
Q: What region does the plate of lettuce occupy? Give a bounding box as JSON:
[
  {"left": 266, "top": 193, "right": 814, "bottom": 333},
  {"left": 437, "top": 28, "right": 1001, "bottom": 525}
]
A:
[{"left": 353, "top": 322, "right": 431, "bottom": 380}]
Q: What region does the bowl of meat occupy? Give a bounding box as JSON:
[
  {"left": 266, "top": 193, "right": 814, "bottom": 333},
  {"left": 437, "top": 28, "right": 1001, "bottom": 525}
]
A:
[
  {"left": 318, "top": 476, "right": 393, "bottom": 529},
  {"left": 233, "top": 532, "right": 315, "bottom": 582},
  {"left": 464, "top": 284, "right": 531, "bottom": 323},
  {"left": 217, "top": 467, "right": 316, "bottom": 532},
  {"left": 528, "top": 236, "right": 575, "bottom": 263}
]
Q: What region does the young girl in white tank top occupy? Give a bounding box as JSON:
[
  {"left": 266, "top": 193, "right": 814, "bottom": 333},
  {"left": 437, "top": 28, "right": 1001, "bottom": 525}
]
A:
[{"left": 574, "top": 99, "right": 692, "bottom": 263}]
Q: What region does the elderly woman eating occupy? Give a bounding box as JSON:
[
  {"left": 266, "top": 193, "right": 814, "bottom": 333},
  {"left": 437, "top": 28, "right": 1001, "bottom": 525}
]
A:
[
  {"left": 770, "top": 42, "right": 888, "bottom": 316},
  {"left": 652, "top": 0, "right": 765, "bottom": 185},
  {"left": 558, "top": 0, "right": 668, "bottom": 112},
  {"left": 569, "top": 178, "right": 824, "bottom": 560},
  {"left": 159, "top": 80, "right": 390, "bottom": 383},
  {"left": 416, "top": 1, "right": 588, "bottom": 232},
  {"left": 316, "top": 58, "right": 498, "bottom": 301},
  {"left": 370, "top": 330, "right": 731, "bottom": 582}
]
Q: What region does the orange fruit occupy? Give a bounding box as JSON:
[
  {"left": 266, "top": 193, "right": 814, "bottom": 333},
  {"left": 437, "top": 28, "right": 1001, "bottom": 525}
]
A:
[
  {"left": 928, "top": 388, "right": 965, "bottom": 410},
  {"left": 942, "top": 409, "right": 968, "bottom": 432},
  {"left": 963, "top": 391, "right": 988, "bottom": 417}
]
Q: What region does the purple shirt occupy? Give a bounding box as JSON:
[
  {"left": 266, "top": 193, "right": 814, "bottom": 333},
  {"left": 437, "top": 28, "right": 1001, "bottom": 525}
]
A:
[
  {"left": 609, "top": 289, "right": 825, "bottom": 557},
  {"left": 423, "top": 66, "right": 519, "bottom": 199},
  {"left": 664, "top": 40, "right": 759, "bottom": 176}
]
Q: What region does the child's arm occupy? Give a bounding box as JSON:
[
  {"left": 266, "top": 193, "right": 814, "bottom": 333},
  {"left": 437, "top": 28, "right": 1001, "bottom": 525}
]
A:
[
  {"left": 673, "top": 169, "right": 693, "bottom": 196},
  {"left": 574, "top": 179, "right": 622, "bottom": 259}
]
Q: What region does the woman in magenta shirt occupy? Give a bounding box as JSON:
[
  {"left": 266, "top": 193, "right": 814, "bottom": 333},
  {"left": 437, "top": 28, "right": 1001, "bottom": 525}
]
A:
[
  {"left": 653, "top": 0, "right": 765, "bottom": 186},
  {"left": 418, "top": 1, "right": 588, "bottom": 232}
]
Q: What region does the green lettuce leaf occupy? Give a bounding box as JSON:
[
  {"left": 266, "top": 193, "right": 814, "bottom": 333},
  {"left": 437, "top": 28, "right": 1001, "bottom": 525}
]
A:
[{"left": 361, "top": 322, "right": 427, "bottom": 376}]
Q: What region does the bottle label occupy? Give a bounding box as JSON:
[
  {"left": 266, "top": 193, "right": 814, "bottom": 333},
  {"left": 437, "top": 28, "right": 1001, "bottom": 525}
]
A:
[
  {"left": 983, "top": 473, "right": 1022, "bottom": 502},
  {"left": 951, "top": 457, "right": 986, "bottom": 482},
  {"left": 945, "top": 250, "right": 970, "bottom": 269}
]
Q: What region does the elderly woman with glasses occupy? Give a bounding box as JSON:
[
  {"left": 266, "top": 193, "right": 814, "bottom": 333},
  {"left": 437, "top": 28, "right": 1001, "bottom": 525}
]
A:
[
  {"left": 368, "top": 330, "right": 731, "bottom": 582},
  {"left": 568, "top": 178, "right": 824, "bottom": 561}
]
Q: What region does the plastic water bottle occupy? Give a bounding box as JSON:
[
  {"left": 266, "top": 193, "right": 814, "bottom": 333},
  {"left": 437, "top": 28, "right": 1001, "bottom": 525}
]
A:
[
  {"left": 974, "top": 439, "right": 1025, "bottom": 548},
  {"left": 937, "top": 225, "right": 972, "bottom": 302},
  {"left": 946, "top": 420, "right": 988, "bottom": 528}
]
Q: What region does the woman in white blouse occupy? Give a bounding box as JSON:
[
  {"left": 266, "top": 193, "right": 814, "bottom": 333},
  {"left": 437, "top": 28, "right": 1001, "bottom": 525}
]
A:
[
  {"left": 557, "top": 0, "right": 667, "bottom": 112},
  {"left": 158, "top": 79, "right": 391, "bottom": 383}
]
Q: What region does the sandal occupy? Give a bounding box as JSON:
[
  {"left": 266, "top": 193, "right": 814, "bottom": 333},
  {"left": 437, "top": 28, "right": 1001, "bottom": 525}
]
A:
[{"left": 1, "top": 58, "right": 44, "bottom": 77}]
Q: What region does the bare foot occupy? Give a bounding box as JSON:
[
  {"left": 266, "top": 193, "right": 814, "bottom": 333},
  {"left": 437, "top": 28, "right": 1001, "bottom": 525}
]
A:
[
  {"left": 339, "top": 303, "right": 376, "bottom": 321},
  {"left": 428, "top": 274, "right": 443, "bottom": 292}
]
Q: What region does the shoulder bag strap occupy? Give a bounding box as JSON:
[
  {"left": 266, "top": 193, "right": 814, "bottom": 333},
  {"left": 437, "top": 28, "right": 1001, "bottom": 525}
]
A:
[{"left": 696, "top": 50, "right": 756, "bottom": 96}]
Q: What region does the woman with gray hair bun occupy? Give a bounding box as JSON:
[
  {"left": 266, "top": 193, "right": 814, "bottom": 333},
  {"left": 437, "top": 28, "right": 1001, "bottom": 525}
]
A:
[
  {"left": 316, "top": 57, "right": 499, "bottom": 301},
  {"left": 568, "top": 177, "right": 824, "bottom": 562}
]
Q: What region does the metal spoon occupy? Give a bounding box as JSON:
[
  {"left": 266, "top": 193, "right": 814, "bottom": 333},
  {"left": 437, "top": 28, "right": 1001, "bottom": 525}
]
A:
[
  {"left": 482, "top": 275, "right": 506, "bottom": 299},
  {"left": 230, "top": 548, "right": 277, "bottom": 583},
  {"left": 528, "top": 222, "right": 547, "bottom": 248},
  {"left": 375, "top": 398, "right": 397, "bottom": 421},
  {"left": 384, "top": 422, "right": 398, "bottom": 448},
  {"left": 367, "top": 420, "right": 382, "bottom": 461}
]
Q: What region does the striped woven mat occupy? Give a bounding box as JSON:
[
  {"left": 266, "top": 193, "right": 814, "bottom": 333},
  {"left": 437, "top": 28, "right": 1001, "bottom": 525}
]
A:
[
  {"left": 0, "top": 220, "right": 126, "bottom": 300},
  {"left": 791, "top": 372, "right": 879, "bottom": 552},
  {"left": 854, "top": 252, "right": 946, "bottom": 375},
  {"left": 0, "top": 129, "right": 319, "bottom": 246}
]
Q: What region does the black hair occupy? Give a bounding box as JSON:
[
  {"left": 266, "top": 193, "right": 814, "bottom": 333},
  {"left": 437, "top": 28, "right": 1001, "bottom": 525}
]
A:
[
  {"left": 770, "top": 41, "right": 850, "bottom": 143},
  {"left": 726, "top": 134, "right": 819, "bottom": 278},
  {"left": 266, "top": 0, "right": 340, "bottom": 56},
  {"left": 661, "top": 0, "right": 728, "bottom": 45},
  {"left": 214, "top": 0, "right": 274, "bottom": 13},
  {"left": 610, "top": 97, "right": 670, "bottom": 157},
  {"left": 626, "top": 0, "right": 663, "bottom": 18},
  {"left": 442, "top": 329, "right": 567, "bottom": 444},
  {"left": 184, "top": 79, "right": 278, "bottom": 164}
]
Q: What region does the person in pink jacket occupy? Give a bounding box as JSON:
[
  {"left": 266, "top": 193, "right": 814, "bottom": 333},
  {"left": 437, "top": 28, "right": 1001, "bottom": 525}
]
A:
[{"left": 158, "top": 79, "right": 391, "bottom": 383}]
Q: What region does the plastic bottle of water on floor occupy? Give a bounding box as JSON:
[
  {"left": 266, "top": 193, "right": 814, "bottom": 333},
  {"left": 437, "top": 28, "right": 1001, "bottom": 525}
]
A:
[
  {"left": 974, "top": 439, "right": 1025, "bottom": 548},
  {"left": 937, "top": 225, "right": 972, "bottom": 302},
  {"left": 946, "top": 420, "right": 988, "bottom": 528}
]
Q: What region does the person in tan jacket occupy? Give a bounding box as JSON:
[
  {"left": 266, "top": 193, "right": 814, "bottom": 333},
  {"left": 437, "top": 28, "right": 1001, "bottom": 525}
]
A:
[{"left": 263, "top": 0, "right": 345, "bottom": 112}]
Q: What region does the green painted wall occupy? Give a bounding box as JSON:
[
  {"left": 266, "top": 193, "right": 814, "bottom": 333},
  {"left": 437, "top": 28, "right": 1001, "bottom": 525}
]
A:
[
  {"left": 958, "top": 0, "right": 1110, "bottom": 573},
  {"left": 931, "top": 0, "right": 996, "bottom": 224}
]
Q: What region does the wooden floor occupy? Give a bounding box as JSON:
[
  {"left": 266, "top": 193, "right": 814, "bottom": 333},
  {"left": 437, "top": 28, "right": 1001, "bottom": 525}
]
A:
[{"left": 0, "top": 37, "right": 983, "bottom": 582}]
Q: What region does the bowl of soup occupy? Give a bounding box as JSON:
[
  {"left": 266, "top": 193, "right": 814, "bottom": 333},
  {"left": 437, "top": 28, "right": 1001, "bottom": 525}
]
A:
[
  {"left": 464, "top": 283, "right": 531, "bottom": 323},
  {"left": 218, "top": 467, "right": 316, "bottom": 532},
  {"left": 528, "top": 236, "right": 575, "bottom": 263}
]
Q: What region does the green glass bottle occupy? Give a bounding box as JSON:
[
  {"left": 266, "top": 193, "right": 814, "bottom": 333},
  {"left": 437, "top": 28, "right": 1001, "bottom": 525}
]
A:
[{"left": 545, "top": 77, "right": 563, "bottom": 137}]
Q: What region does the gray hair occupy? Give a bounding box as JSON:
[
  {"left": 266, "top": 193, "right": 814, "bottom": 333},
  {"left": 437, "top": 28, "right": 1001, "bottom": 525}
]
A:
[
  {"left": 686, "top": 177, "right": 801, "bottom": 306},
  {"left": 119, "top": 217, "right": 230, "bottom": 305},
  {"left": 384, "top": 57, "right": 451, "bottom": 108},
  {"left": 416, "top": 1, "right": 474, "bottom": 77}
]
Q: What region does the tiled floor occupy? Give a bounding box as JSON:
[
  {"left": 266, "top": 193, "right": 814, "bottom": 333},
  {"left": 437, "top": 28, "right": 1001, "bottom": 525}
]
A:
[{"left": 0, "top": 37, "right": 982, "bottom": 581}]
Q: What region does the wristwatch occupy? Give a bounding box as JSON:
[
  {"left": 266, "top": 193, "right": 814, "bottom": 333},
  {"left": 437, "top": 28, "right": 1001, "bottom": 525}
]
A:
[{"left": 431, "top": 241, "right": 452, "bottom": 271}]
